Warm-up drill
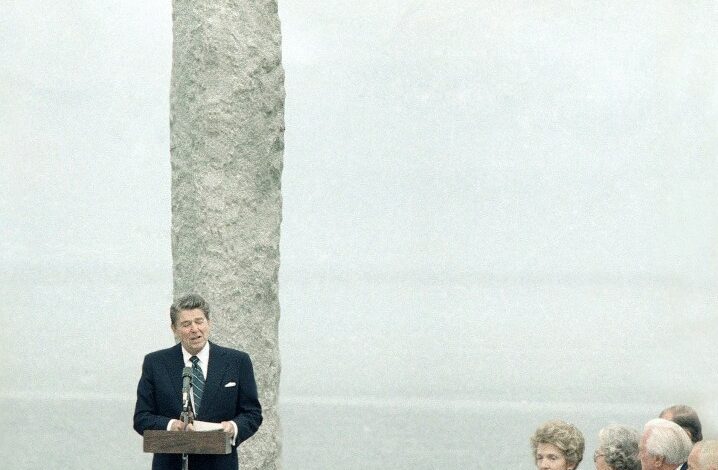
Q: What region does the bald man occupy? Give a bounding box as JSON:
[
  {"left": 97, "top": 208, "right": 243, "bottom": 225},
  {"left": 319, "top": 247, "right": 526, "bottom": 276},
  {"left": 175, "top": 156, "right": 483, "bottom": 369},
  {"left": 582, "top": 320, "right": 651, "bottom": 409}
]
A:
[{"left": 688, "top": 440, "right": 718, "bottom": 470}]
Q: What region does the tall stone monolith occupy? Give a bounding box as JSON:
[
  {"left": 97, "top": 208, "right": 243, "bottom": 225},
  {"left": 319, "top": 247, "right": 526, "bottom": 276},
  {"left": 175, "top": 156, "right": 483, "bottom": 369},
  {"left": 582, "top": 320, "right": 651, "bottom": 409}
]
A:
[{"left": 170, "top": 1, "right": 284, "bottom": 468}]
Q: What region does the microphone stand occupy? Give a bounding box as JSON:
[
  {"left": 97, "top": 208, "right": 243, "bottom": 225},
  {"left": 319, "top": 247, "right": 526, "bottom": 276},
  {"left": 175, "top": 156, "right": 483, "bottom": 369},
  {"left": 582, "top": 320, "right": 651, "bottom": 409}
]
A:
[{"left": 180, "top": 377, "right": 195, "bottom": 470}]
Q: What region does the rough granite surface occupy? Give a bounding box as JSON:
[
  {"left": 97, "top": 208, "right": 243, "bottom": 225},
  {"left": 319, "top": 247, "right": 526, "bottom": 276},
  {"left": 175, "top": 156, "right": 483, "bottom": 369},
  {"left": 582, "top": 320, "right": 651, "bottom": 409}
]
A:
[{"left": 170, "top": 1, "right": 284, "bottom": 468}]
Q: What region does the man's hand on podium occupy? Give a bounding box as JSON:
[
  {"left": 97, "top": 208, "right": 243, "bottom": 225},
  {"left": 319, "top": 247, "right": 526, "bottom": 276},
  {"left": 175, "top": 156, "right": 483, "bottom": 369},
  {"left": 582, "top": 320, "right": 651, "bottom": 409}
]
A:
[
  {"left": 169, "top": 420, "right": 195, "bottom": 431},
  {"left": 220, "top": 421, "right": 235, "bottom": 439}
]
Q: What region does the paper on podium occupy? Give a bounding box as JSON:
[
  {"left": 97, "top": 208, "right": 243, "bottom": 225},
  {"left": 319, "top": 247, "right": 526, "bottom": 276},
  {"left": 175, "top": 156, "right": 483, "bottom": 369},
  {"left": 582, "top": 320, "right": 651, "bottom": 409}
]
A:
[{"left": 193, "top": 420, "right": 224, "bottom": 432}]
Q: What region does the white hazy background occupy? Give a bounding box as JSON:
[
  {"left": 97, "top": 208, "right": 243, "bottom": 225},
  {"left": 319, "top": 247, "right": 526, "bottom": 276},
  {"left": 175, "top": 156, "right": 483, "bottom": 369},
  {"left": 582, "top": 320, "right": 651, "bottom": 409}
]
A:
[{"left": 1, "top": 1, "right": 717, "bottom": 469}]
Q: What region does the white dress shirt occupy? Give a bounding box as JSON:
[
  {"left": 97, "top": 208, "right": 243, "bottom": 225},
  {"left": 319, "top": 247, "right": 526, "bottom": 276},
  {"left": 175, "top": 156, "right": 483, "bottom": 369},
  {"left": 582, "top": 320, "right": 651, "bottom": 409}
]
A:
[{"left": 182, "top": 342, "right": 210, "bottom": 381}]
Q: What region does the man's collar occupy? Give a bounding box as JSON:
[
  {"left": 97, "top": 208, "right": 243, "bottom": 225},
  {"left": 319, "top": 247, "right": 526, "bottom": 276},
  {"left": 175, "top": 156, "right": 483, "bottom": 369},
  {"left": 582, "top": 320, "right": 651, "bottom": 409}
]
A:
[{"left": 181, "top": 341, "right": 210, "bottom": 364}]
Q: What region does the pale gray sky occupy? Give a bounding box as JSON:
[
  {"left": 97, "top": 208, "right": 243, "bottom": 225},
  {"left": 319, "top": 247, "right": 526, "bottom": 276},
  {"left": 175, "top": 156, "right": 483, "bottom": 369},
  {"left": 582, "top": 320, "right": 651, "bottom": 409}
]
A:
[{"left": 1, "top": 1, "right": 717, "bottom": 427}]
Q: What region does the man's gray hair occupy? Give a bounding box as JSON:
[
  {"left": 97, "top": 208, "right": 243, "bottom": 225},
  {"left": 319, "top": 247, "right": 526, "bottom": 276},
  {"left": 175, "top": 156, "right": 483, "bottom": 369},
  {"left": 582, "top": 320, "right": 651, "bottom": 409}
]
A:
[
  {"left": 594, "top": 425, "right": 640, "bottom": 470},
  {"left": 643, "top": 418, "right": 693, "bottom": 465},
  {"left": 170, "top": 293, "right": 211, "bottom": 326}
]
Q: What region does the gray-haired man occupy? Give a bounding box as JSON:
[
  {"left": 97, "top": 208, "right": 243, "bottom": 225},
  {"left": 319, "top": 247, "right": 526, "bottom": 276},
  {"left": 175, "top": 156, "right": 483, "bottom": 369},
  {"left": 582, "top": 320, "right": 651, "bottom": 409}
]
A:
[{"left": 639, "top": 418, "right": 693, "bottom": 470}]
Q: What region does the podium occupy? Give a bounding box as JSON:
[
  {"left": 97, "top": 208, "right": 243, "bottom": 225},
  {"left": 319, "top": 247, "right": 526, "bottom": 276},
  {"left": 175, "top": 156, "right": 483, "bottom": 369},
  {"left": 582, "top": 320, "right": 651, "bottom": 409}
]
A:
[{"left": 143, "top": 430, "right": 231, "bottom": 455}]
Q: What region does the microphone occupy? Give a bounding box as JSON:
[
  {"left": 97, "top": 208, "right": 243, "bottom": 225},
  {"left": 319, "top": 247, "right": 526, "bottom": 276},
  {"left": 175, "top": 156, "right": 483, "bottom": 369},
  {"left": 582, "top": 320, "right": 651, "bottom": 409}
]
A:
[{"left": 182, "top": 367, "right": 192, "bottom": 411}]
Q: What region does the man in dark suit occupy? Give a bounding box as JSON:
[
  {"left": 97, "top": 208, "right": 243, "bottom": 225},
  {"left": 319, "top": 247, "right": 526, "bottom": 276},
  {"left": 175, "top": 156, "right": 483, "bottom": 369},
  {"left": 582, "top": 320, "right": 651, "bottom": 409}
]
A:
[{"left": 134, "top": 294, "right": 262, "bottom": 470}]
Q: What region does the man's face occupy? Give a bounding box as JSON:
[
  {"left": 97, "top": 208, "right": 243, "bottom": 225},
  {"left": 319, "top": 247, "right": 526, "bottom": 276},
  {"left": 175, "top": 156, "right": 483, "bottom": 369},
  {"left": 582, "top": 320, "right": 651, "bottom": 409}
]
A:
[
  {"left": 172, "top": 308, "right": 210, "bottom": 355},
  {"left": 639, "top": 431, "right": 663, "bottom": 470},
  {"left": 687, "top": 443, "right": 702, "bottom": 470}
]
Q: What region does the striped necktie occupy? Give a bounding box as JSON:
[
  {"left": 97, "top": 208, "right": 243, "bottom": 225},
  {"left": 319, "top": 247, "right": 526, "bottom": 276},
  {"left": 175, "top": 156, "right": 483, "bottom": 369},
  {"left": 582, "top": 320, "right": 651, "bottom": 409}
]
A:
[{"left": 189, "top": 356, "right": 205, "bottom": 415}]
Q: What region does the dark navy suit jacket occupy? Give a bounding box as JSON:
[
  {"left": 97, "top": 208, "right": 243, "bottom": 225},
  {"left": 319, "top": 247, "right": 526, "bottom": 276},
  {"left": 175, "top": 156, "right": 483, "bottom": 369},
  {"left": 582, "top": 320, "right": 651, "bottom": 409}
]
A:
[{"left": 134, "top": 341, "right": 262, "bottom": 470}]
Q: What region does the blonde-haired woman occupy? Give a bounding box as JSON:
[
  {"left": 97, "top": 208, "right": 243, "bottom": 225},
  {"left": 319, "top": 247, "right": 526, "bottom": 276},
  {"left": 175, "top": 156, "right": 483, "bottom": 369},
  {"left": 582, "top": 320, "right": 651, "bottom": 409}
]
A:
[{"left": 531, "top": 420, "right": 586, "bottom": 470}]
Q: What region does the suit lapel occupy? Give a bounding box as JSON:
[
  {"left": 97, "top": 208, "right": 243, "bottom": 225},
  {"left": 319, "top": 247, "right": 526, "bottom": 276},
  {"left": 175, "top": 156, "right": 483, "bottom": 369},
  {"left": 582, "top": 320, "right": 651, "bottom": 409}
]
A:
[
  {"left": 166, "top": 343, "right": 185, "bottom": 410},
  {"left": 201, "top": 342, "right": 228, "bottom": 416}
]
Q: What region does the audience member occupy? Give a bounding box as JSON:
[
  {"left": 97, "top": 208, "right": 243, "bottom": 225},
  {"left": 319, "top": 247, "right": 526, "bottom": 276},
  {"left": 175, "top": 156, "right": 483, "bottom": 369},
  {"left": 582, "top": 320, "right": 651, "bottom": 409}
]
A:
[
  {"left": 531, "top": 420, "right": 585, "bottom": 470},
  {"left": 639, "top": 418, "right": 693, "bottom": 470},
  {"left": 687, "top": 441, "right": 704, "bottom": 470},
  {"left": 688, "top": 440, "right": 718, "bottom": 470},
  {"left": 593, "top": 425, "right": 641, "bottom": 470},
  {"left": 660, "top": 404, "right": 703, "bottom": 444}
]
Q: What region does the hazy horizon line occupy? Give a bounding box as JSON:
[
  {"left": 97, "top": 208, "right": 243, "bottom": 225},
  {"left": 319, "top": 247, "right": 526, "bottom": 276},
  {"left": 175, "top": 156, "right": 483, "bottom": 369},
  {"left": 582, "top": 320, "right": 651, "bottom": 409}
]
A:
[
  {"left": 2, "top": 261, "right": 713, "bottom": 288},
  {"left": 0, "top": 389, "right": 663, "bottom": 414}
]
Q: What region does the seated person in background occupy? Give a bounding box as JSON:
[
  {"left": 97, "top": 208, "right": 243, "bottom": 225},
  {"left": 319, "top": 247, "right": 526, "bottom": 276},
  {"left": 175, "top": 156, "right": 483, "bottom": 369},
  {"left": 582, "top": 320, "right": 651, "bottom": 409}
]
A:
[
  {"left": 639, "top": 418, "right": 693, "bottom": 470},
  {"left": 688, "top": 440, "right": 718, "bottom": 470},
  {"left": 593, "top": 425, "right": 641, "bottom": 470},
  {"left": 660, "top": 404, "right": 703, "bottom": 444},
  {"left": 531, "top": 419, "right": 585, "bottom": 470},
  {"left": 687, "top": 441, "right": 704, "bottom": 470}
]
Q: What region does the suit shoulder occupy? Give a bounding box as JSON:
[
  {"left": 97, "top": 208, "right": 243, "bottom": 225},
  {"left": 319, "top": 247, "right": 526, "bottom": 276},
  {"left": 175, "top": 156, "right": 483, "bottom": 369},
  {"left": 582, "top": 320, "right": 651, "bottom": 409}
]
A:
[
  {"left": 211, "top": 342, "right": 250, "bottom": 360},
  {"left": 143, "top": 344, "right": 180, "bottom": 362}
]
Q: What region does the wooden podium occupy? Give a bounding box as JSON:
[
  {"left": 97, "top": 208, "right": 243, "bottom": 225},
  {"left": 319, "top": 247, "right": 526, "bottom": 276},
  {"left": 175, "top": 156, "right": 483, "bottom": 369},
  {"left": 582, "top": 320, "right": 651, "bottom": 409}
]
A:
[{"left": 143, "top": 430, "right": 231, "bottom": 455}]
